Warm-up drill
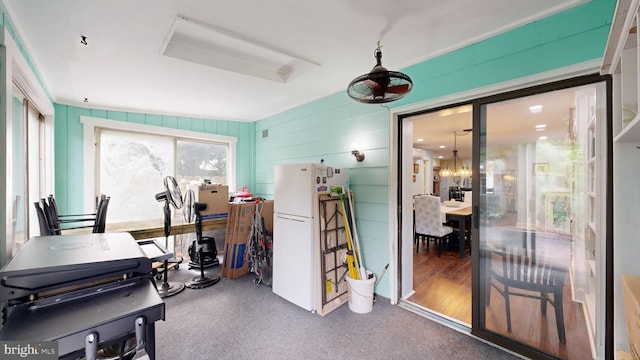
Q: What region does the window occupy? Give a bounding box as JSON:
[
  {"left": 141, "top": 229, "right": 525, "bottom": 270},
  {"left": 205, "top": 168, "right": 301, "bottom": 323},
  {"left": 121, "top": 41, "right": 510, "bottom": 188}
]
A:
[
  {"left": 176, "top": 139, "right": 228, "bottom": 192},
  {"left": 82, "top": 116, "right": 237, "bottom": 224},
  {"left": 99, "top": 129, "right": 176, "bottom": 223}
]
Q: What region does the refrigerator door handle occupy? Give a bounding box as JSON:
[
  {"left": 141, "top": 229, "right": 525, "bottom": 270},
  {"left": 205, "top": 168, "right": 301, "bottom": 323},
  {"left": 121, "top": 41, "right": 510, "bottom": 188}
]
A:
[{"left": 277, "top": 214, "right": 306, "bottom": 222}]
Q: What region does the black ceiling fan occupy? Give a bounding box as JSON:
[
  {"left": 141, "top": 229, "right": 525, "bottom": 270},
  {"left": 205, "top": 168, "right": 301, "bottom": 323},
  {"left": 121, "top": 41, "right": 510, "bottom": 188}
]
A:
[{"left": 347, "top": 43, "right": 413, "bottom": 104}]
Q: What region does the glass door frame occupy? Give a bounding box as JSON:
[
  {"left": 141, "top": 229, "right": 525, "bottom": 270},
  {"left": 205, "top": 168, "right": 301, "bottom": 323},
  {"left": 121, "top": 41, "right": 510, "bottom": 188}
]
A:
[
  {"left": 394, "top": 72, "right": 613, "bottom": 359},
  {"left": 469, "top": 73, "right": 613, "bottom": 359}
]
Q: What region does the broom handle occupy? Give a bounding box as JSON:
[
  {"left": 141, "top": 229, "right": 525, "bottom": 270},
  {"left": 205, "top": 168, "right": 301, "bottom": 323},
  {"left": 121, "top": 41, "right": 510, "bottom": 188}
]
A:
[
  {"left": 374, "top": 263, "right": 389, "bottom": 288},
  {"left": 340, "top": 197, "right": 359, "bottom": 280},
  {"left": 346, "top": 188, "right": 366, "bottom": 280}
]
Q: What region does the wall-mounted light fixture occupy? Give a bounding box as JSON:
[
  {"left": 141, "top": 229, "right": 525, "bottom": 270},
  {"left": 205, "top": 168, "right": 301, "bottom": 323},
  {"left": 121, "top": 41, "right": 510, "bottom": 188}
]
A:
[{"left": 351, "top": 149, "right": 365, "bottom": 162}]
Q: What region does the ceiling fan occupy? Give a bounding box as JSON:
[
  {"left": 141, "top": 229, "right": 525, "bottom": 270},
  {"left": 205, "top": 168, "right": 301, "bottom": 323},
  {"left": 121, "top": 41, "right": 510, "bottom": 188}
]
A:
[{"left": 347, "top": 43, "right": 413, "bottom": 104}]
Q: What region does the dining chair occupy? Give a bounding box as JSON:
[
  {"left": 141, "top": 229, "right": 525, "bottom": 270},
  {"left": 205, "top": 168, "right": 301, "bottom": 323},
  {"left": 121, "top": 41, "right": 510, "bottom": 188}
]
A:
[
  {"left": 485, "top": 242, "right": 567, "bottom": 344},
  {"left": 92, "top": 196, "right": 111, "bottom": 233},
  {"left": 414, "top": 195, "right": 453, "bottom": 257},
  {"left": 39, "top": 195, "right": 110, "bottom": 235},
  {"left": 34, "top": 202, "right": 57, "bottom": 236}
]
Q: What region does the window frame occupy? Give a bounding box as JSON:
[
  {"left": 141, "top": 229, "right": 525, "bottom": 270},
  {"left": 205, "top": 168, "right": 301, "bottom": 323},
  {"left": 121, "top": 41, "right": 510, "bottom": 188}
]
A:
[{"left": 80, "top": 116, "right": 237, "bottom": 215}]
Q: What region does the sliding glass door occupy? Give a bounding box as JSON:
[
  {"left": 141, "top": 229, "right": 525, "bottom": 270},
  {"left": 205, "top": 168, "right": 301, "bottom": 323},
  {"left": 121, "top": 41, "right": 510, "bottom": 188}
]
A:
[{"left": 473, "top": 78, "right": 608, "bottom": 359}]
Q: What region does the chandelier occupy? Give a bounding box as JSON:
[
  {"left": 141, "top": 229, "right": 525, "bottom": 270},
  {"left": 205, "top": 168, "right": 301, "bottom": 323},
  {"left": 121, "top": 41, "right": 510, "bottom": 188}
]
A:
[{"left": 440, "top": 129, "right": 472, "bottom": 178}]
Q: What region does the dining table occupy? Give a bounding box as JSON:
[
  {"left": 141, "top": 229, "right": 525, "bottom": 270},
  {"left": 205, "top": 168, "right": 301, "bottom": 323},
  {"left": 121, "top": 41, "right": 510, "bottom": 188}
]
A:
[
  {"left": 61, "top": 216, "right": 227, "bottom": 240},
  {"left": 441, "top": 202, "right": 472, "bottom": 258}
]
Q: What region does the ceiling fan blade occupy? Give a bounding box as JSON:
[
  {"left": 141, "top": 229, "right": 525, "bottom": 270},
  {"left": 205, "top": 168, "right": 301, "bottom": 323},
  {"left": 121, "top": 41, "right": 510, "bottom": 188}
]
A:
[
  {"left": 183, "top": 189, "right": 195, "bottom": 223},
  {"left": 364, "top": 79, "right": 389, "bottom": 98},
  {"left": 386, "top": 84, "right": 410, "bottom": 94}
]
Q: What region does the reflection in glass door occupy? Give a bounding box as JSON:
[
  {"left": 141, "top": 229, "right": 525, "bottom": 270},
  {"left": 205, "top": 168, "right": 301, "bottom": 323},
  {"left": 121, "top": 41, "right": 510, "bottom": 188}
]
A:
[{"left": 476, "top": 80, "right": 607, "bottom": 359}]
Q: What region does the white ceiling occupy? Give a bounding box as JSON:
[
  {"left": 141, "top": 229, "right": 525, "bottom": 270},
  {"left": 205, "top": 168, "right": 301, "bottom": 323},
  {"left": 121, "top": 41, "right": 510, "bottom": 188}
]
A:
[
  {"left": 5, "top": 0, "right": 586, "bottom": 122},
  {"left": 410, "top": 84, "right": 593, "bottom": 161}
]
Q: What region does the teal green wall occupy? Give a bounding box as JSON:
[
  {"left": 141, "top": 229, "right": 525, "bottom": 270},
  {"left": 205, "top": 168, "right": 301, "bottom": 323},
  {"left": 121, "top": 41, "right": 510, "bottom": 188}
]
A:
[
  {"left": 53, "top": 104, "right": 256, "bottom": 215},
  {"left": 255, "top": 0, "right": 615, "bottom": 298}
]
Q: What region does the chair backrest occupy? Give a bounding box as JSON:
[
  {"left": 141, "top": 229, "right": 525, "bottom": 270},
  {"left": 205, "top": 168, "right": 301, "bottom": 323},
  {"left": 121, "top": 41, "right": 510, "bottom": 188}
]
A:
[
  {"left": 463, "top": 191, "right": 472, "bottom": 203},
  {"left": 449, "top": 186, "right": 462, "bottom": 201},
  {"left": 34, "top": 202, "right": 54, "bottom": 236},
  {"left": 41, "top": 198, "right": 62, "bottom": 235},
  {"left": 490, "top": 244, "right": 564, "bottom": 288},
  {"left": 47, "top": 194, "right": 59, "bottom": 216},
  {"left": 92, "top": 196, "right": 111, "bottom": 233},
  {"left": 414, "top": 195, "right": 445, "bottom": 236}
]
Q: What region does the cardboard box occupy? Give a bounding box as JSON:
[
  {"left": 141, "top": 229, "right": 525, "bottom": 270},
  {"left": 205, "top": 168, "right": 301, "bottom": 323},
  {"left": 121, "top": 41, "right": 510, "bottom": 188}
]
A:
[
  {"left": 221, "top": 202, "right": 253, "bottom": 279},
  {"left": 221, "top": 200, "right": 274, "bottom": 279},
  {"left": 261, "top": 200, "right": 274, "bottom": 233},
  {"left": 622, "top": 274, "right": 640, "bottom": 360},
  {"left": 197, "top": 185, "right": 229, "bottom": 219}
]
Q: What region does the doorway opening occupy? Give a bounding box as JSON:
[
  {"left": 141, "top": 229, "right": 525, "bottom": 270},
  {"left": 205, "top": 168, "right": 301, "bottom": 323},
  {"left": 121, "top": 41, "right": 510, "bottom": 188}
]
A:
[{"left": 406, "top": 103, "right": 473, "bottom": 325}]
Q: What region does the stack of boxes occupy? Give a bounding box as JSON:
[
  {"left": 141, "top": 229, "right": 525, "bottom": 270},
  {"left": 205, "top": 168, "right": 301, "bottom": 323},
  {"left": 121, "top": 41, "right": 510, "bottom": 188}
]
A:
[
  {"left": 194, "top": 183, "right": 274, "bottom": 279},
  {"left": 221, "top": 200, "right": 273, "bottom": 279}
]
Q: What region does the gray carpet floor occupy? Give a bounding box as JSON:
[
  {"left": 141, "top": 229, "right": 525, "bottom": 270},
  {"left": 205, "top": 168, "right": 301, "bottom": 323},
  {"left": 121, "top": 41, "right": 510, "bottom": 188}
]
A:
[{"left": 155, "top": 264, "right": 520, "bottom": 360}]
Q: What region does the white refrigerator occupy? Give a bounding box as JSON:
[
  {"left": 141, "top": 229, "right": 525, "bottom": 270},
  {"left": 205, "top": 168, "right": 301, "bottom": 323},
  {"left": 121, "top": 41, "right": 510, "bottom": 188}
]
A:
[{"left": 272, "top": 163, "right": 349, "bottom": 311}]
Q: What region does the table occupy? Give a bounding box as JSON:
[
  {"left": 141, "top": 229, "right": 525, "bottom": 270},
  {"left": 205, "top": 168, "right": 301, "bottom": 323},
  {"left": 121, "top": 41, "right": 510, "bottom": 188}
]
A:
[
  {"left": 0, "top": 233, "right": 165, "bottom": 359},
  {"left": 62, "top": 217, "right": 227, "bottom": 240},
  {"left": 1, "top": 279, "right": 164, "bottom": 359},
  {"left": 441, "top": 204, "right": 472, "bottom": 258}
]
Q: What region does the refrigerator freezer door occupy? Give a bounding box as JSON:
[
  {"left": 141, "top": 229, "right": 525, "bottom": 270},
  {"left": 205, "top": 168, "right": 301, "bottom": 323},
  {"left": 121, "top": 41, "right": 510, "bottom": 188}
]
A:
[
  {"left": 274, "top": 163, "right": 329, "bottom": 217},
  {"left": 272, "top": 213, "right": 315, "bottom": 311}
]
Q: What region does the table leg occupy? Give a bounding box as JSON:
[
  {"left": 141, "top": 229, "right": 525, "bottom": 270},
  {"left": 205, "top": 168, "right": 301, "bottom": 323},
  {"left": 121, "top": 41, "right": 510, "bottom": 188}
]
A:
[
  {"left": 458, "top": 217, "right": 465, "bottom": 259},
  {"left": 147, "top": 322, "right": 156, "bottom": 360}
]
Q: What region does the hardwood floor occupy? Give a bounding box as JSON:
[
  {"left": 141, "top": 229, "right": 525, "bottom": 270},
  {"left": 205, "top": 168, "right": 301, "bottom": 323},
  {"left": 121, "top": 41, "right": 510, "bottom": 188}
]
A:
[
  {"left": 410, "top": 245, "right": 472, "bottom": 324},
  {"left": 407, "top": 239, "right": 592, "bottom": 360}
]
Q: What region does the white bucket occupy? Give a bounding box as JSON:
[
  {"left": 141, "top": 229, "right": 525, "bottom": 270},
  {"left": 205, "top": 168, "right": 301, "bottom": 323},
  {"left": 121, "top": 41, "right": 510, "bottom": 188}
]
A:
[{"left": 346, "top": 270, "right": 376, "bottom": 314}]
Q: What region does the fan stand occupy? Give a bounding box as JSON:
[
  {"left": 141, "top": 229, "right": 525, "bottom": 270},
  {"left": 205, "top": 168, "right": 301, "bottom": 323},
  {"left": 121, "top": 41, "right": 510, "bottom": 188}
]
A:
[
  {"left": 156, "top": 199, "right": 185, "bottom": 298},
  {"left": 185, "top": 202, "right": 220, "bottom": 289},
  {"left": 185, "top": 247, "right": 220, "bottom": 289}
]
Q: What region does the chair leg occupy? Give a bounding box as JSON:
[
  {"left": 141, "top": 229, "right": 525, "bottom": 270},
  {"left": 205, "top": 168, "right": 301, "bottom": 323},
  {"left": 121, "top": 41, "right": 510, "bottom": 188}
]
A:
[
  {"left": 415, "top": 234, "right": 419, "bottom": 254},
  {"left": 504, "top": 284, "right": 512, "bottom": 333},
  {"left": 485, "top": 263, "right": 498, "bottom": 308},
  {"left": 485, "top": 278, "right": 491, "bottom": 306},
  {"left": 541, "top": 292, "right": 548, "bottom": 315},
  {"left": 554, "top": 289, "right": 566, "bottom": 344}
]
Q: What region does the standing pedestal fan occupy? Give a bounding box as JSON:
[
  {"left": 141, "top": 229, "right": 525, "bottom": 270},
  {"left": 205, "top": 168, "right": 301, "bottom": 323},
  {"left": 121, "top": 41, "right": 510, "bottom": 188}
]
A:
[
  {"left": 183, "top": 189, "right": 220, "bottom": 289},
  {"left": 154, "top": 176, "right": 185, "bottom": 298}
]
